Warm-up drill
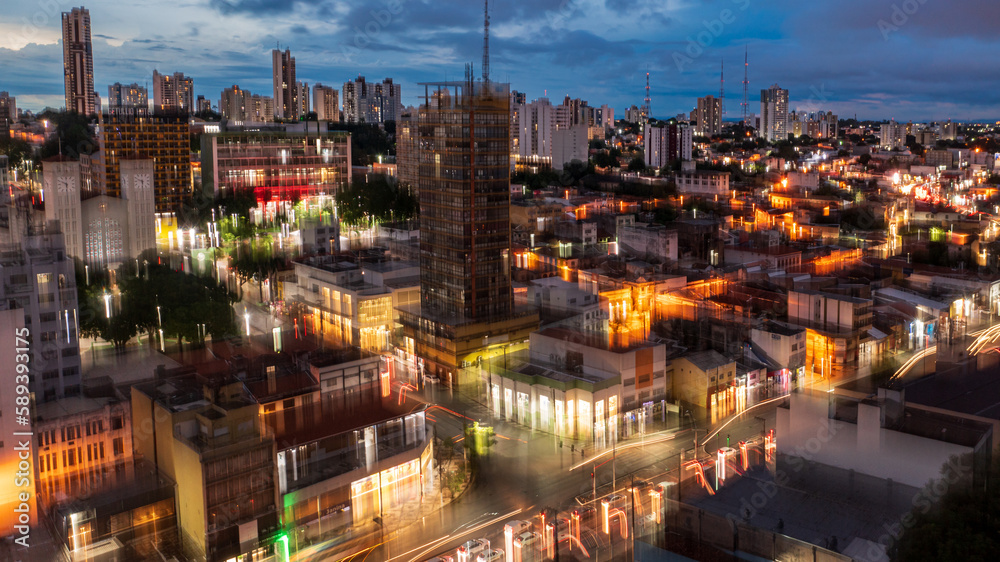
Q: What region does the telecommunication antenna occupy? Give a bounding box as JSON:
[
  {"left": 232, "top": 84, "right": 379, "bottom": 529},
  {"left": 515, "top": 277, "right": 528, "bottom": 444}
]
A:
[
  {"left": 642, "top": 71, "right": 651, "bottom": 123},
  {"left": 720, "top": 59, "right": 726, "bottom": 118},
  {"left": 741, "top": 46, "right": 750, "bottom": 126},
  {"left": 482, "top": 0, "right": 490, "bottom": 84}
]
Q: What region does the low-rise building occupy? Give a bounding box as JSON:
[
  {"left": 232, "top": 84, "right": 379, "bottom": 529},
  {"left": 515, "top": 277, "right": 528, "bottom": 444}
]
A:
[
  {"left": 131, "top": 374, "right": 280, "bottom": 562},
  {"left": 672, "top": 350, "right": 737, "bottom": 421},
  {"left": 674, "top": 171, "right": 730, "bottom": 196},
  {"left": 484, "top": 326, "right": 669, "bottom": 445}
]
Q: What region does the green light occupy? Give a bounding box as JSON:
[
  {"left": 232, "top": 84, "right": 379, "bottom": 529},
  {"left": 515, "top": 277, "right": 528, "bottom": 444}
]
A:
[{"left": 276, "top": 532, "right": 290, "bottom": 562}]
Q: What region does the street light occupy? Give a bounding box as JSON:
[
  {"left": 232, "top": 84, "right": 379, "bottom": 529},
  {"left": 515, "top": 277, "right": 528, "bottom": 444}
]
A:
[
  {"left": 103, "top": 292, "right": 112, "bottom": 319},
  {"left": 245, "top": 307, "right": 251, "bottom": 336}
]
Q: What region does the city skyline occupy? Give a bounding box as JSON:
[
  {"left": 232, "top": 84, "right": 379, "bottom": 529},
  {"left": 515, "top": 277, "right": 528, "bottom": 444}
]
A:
[{"left": 1, "top": 0, "right": 998, "bottom": 121}]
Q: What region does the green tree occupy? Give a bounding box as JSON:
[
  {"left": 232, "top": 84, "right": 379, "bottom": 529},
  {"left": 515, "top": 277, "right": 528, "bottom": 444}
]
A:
[
  {"left": 78, "top": 262, "right": 238, "bottom": 350},
  {"left": 38, "top": 111, "right": 96, "bottom": 159},
  {"left": 0, "top": 136, "right": 32, "bottom": 168},
  {"left": 627, "top": 156, "right": 646, "bottom": 171}
]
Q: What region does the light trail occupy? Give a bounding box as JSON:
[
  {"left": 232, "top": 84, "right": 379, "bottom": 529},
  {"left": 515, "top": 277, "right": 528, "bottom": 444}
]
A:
[
  {"left": 391, "top": 507, "right": 523, "bottom": 562},
  {"left": 890, "top": 345, "right": 937, "bottom": 382}
]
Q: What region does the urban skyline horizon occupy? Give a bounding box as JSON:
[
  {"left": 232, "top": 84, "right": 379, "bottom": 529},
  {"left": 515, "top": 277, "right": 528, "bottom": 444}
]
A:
[{"left": 2, "top": 1, "right": 999, "bottom": 122}]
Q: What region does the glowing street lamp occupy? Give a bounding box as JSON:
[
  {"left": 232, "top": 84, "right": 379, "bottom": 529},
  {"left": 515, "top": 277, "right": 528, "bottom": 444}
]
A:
[
  {"left": 245, "top": 308, "right": 251, "bottom": 336},
  {"left": 103, "top": 293, "right": 112, "bottom": 318}
]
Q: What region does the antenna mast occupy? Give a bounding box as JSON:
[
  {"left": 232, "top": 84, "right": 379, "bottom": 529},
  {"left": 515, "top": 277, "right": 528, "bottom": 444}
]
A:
[
  {"left": 741, "top": 46, "right": 750, "bottom": 126},
  {"left": 482, "top": 0, "right": 490, "bottom": 84},
  {"left": 642, "top": 72, "right": 651, "bottom": 123},
  {"left": 720, "top": 59, "right": 726, "bottom": 119}
]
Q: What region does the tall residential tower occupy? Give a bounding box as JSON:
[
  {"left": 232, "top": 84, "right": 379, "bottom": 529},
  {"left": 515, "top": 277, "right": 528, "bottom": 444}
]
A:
[{"left": 62, "top": 7, "right": 95, "bottom": 115}]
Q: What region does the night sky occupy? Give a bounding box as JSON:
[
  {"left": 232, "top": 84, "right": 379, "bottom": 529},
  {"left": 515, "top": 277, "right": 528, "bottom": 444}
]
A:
[{"left": 2, "top": 0, "right": 998, "bottom": 121}]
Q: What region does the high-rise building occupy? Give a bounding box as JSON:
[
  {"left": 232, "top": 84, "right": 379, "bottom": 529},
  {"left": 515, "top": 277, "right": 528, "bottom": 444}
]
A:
[
  {"left": 939, "top": 120, "right": 958, "bottom": 141},
  {"left": 880, "top": 120, "right": 907, "bottom": 150},
  {"left": 152, "top": 70, "right": 194, "bottom": 115},
  {"left": 0, "top": 222, "right": 82, "bottom": 403},
  {"left": 107, "top": 82, "right": 148, "bottom": 115},
  {"left": 98, "top": 112, "right": 192, "bottom": 212},
  {"left": 397, "top": 80, "right": 539, "bottom": 388},
  {"left": 62, "top": 7, "right": 95, "bottom": 115},
  {"left": 396, "top": 111, "right": 418, "bottom": 190},
  {"left": 341, "top": 76, "right": 402, "bottom": 124},
  {"left": 272, "top": 48, "right": 297, "bottom": 119},
  {"left": 196, "top": 95, "right": 212, "bottom": 114},
  {"left": 696, "top": 95, "right": 723, "bottom": 137},
  {"left": 513, "top": 97, "right": 554, "bottom": 165},
  {"left": 313, "top": 83, "right": 340, "bottom": 122},
  {"left": 644, "top": 122, "right": 693, "bottom": 168},
  {"left": 0, "top": 91, "right": 17, "bottom": 132},
  {"left": 249, "top": 95, "right": 275, "bottom": 123},
  {"left": 624, "top": 105, "right": 642, "bottom": 123},
  {"left": 219, "top": 85, "right": 250, "bottom": 122},
  {"left": 296, "top": 81, "right": 310, "bottom": 118},
  {"left": 759, "top": 84, "right": 789, "bottom": 143},
  {"left": 596, "top": 104, "right": 615, "bottom": 131}
]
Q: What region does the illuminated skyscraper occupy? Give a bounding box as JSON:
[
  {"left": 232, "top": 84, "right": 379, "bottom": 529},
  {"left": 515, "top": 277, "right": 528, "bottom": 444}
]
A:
[{"left": 62, "top": 6, "right": 95, "bottom": 115}]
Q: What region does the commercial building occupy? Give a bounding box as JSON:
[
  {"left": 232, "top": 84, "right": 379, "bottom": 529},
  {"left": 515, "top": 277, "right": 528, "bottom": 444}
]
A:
[
  {"left": 200, "top": 131, "right": 351, "bottom": 216},
  {"left": 151, "top": 71, "right": 194, "bottom": 116},
  {"left": 749, "top": 320, "right": 806, "bottom": 388},
  {"left": 485, "top": 326, "right": 669, "bottom": 444},
  {"left": 397, "top": 79, "right": 538, "bottom": 388},
  {"left": 342, "top": 77, "right": 402, "bottom": 125},
  {"left": 0, "top": 223, "right": 82, "bottom": 402},
  {"left": 288, "top": 257, "right": 419, "bottom": 352},
  {"left": 131, "top": 374, "right": 281, "bottom": 562},
  {"left": 313, "top": 83, "right": 340, "bottom": 122},
  {"left": 759, "top": 84, "right": 789, "bottom": 142},
  {"left": 644, "top": 122, "right": 692, "bottom": 168},
  {"left": 695, "top": 95, "right": 722, "bottom": 137},
  {"left": 107, "top": 83, "right": 148, "bottom": 115},
  {"left": 249, "top": 348, "right": 433, "bottom": 539},
  {"left": 672, "top": 350, "right": 738, "bottom": 420},
  {"left": 787, "top": 288, "right": 873, "bottom": 371},
  {"left": 62, "top": 7, "right": 95, "bottom": 115},
  {"left": 97, "top": 112, "right": 191, "bottom": 213}
]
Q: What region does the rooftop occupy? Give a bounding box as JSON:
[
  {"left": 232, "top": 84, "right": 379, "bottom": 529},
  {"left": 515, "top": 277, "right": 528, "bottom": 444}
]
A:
[{"left": 681, "top": 349, "right": 734, "bottom": 371}]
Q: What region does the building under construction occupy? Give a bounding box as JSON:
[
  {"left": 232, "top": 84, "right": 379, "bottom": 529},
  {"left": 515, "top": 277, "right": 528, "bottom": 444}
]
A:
[{"left": 398, "top": 78, "right": 538, "bottom": 388}]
